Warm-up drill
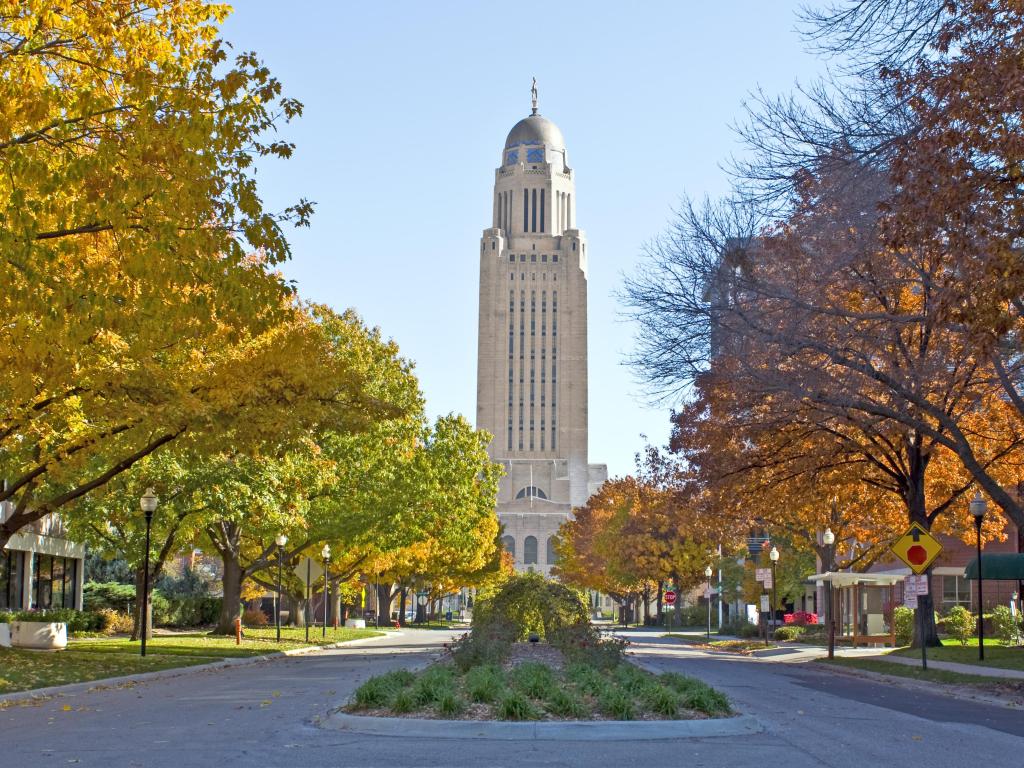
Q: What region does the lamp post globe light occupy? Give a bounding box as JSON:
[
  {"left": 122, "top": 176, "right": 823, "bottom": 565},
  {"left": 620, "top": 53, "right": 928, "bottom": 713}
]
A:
[
  {"left": 970, "top": 491, "right": 987, "bottom": 661},
  {"left": 704, "top": 565, "right": 713, "bottom": 641},
  {"left": 321, "top": 544, "right": 331, "bottom": 638},
  {"left": 769, "top": 546, "right": 780, "bottom": 633},
  {"left": 822, "top": 527, "right": 836, "bottom": 659},
  {"left": 139, "top": 488, "right": 159, "bottom": 658},
  {"left": 275, "top": 533, "right": 288, "bottom": 643}
]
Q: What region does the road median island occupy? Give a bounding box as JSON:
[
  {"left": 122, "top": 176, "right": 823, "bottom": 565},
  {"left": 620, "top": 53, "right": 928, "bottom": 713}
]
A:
[{"left": 330, "top": 574, "right": 748, "bottom": 740}]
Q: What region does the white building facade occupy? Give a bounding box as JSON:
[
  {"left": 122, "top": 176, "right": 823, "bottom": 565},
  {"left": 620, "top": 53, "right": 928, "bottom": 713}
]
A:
[
  {"left": 1, "top": 501, "right": 85, "bottom": 613},
  {"left": 476, "top": 87, "right": 607, "bottom": 574}
]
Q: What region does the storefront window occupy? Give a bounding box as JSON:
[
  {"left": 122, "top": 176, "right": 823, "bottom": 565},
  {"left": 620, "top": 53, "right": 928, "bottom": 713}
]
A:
[
  {"left": 31, "top": 554, "right": 78, "bottom": 609},
  {"left": 1, "top": 550, "right": 24, "bottom": 609}
]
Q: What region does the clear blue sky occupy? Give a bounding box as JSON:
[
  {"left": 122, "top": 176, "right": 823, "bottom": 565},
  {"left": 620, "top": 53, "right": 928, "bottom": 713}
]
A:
[{"left": 221, "top": 1, "right": 829, "bottom": 478}]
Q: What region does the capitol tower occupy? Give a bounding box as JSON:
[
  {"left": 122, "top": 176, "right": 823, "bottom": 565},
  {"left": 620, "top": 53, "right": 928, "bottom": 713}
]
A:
[{"left": 476, "top": 82, "right": 607, "bottom": 574}]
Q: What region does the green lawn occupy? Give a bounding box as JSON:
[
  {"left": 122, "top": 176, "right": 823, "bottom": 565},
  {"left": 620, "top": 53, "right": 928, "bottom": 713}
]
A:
[
  {"left": 817, "top": 657, "right": 1021, "bottom": 688},
  {"left": 891, "top": 639, "right": 1024, "bottom": 671},
  {"left": 69, "top": 626, "right": 384, "bottom": 659},
  {"left": 0, "top": 626, "right": 384, "bottom": 695},
  {"left": 662, "top": 634, "right": 776, "bottom": 653}
]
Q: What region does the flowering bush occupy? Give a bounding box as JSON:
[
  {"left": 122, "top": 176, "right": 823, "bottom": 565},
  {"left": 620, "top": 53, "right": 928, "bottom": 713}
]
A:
[{"left": 783, "top": 611, "right": 818, "bottom": 625}]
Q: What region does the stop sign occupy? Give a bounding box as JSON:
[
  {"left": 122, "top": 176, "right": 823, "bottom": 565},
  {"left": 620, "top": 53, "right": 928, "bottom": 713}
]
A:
[{"left": 664, "top": 591, "right": 677, "bottom": 605}]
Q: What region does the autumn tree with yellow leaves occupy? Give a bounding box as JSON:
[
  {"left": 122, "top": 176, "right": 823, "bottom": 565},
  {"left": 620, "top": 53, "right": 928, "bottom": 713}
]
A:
[{"left": 1, "top": 2, "right": 505, "bottom": 635}]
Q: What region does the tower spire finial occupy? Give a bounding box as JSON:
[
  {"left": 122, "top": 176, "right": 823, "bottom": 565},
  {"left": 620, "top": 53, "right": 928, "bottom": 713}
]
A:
[{"left": 531, "top": 77, "right": 538, "bottom": 115}]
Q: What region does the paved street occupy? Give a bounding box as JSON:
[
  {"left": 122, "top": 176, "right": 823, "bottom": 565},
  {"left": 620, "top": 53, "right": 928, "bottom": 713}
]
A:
[{"left": 2, "top": 629, "right": 1022, "bottom": 767}]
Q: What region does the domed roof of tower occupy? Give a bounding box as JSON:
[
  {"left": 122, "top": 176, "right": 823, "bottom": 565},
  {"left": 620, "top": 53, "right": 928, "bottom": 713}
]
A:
[{"left": 504, "top": 113, "right": 565, "bottom": 150}]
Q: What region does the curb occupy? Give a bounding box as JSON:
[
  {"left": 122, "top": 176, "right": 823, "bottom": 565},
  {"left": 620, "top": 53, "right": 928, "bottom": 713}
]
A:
[
  {"left": 323, "top": 711, "right": 762, "bottom": 741},
  {"left": 0, "top": 630, "right": 398, "bottom": 707},
  {"left": 812, "top": 659, "right": 1023, "bottom": 709}
]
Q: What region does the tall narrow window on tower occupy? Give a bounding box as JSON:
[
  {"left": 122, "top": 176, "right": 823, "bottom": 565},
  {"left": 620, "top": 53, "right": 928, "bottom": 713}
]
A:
[
  {"left": 531, "top": 189, "right": 537, "bottom": 232},
  {"left": 540, "top": 190, "right": 545, "bottom": 233},
  {"left": 523, "top": 188, "right": 528, "bottom": 233}
]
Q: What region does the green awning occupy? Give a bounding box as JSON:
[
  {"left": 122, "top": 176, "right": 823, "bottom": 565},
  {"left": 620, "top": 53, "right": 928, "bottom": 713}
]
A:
[{"left": 964, "top": 554, "right": 1024, "bottom": 580}]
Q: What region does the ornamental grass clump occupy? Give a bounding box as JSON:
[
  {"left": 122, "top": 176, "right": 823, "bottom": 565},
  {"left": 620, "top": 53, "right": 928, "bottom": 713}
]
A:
[
  {"left": 660, "top": 672, "right": 731, "bottom": 716},
  {"left": 465, "top": 664, "right": 506, "bottom": 703},
  {"left": 435, "top": 690, "right": 466, "bottom": 717},
  {"left": 545, "top": 687, "right": 588, "bottom": 718},
  {"left": 642, "top": 684, "right": 681, "bottom": 718},
  {"left": 411, "top": 666, "right": 456, "bottom": 706},
  {"left": 598, "top": 687, "right": 636, "bottom": 720},
  {"left": 565, "top": 662, "right": 608, "bottom": 697},
  {"left": 508, "top": 662, "right": 555, "bottom": 699},
  {"left": 391, "top": 688, "right": 416, "bottom": 713},
  {"left": 612, "top": 663, "right": 652, "bottom": 695},
  {"left": 496, "top": 689, "right": 542, "bottom": 720},
  {"left": 352, "top": 676, "right": 397, "bottom": 709}
]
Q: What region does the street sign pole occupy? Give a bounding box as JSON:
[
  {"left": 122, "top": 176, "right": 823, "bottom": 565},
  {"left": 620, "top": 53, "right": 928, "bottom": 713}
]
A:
[
  {"left": 919, "top": 591, "right": 927, "bottom": 670},
  {"left": 891, "top": 524, "right": 943, "bottom": 670}
]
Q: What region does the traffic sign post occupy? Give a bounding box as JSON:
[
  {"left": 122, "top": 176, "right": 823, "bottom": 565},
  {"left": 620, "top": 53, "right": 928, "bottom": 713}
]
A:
[
  {"left": 663, "top": 590, "right": 677, "bottom": 605},
  {"left": 891, "top": 525, "right": 942, "bottom": 669},
  {"left": 760, "top": 594, "right": 770, "bottom": 646},
  {"left": 293, "top": 557, "right": 325, "bottom": 642}
]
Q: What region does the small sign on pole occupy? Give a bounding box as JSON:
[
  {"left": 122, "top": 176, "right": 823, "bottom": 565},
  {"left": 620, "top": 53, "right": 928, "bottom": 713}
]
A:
[
  {"left": 759, "top": 594, "right": 770, "bottom": 612},
  {"left": 664, "top": 590, "right": 677, "bottom": 605},
  {"left": 756, "top": 568, "right": 770, "bottom": 582},
  {"left": 762, "top": 574, "right": 773, "bottom": 590}
]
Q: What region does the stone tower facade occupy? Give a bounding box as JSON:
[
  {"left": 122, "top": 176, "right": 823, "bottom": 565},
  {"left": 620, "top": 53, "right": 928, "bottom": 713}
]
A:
[{"left": 476, "top": 89, "right": 607, "bottom": 574}]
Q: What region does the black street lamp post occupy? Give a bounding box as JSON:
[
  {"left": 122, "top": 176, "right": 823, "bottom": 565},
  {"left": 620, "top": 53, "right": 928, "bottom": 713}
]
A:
[
  {"left": 139, "top": 488, "right": 159, "bottom": 658},
  {"left": 769, "top": 546, "right": 780, "bottom": 637},
  {"left": 321, "top": 544, "right": 331, "bottom": 638},
  {"left": 823, "top": 527, "right": 836, "bottom": 660},
  {"left": 970, "top": 491, "right": 987, "bottom": 661},
  {"left": 275, "top": 533, "right": 288, "bottom": 643},
  {"left": 704, "top": 565, "right": 713, "bottom": 641}
]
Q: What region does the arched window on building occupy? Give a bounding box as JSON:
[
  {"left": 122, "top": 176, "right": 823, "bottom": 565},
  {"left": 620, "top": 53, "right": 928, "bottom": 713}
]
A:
[
  {"left": 546, "top": 536, "right": 557, "bottom": 565},
  {"left": 501, "top": 535, "right": 516, "bottom": 559},
  {"left": 523, "top": 536, "right": 538, "bottom": 565},
  {"left": 515, "top": 486, "right": 548, "bottom": 500}
]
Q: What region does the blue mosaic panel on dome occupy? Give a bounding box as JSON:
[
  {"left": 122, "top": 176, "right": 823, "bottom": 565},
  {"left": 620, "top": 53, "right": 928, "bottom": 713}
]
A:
[
  {"left": 526, "top": 148, "right": 544, "bottom": 163},
  {"left": 506, "top": 150, "right": 519, "bottom": 165}
]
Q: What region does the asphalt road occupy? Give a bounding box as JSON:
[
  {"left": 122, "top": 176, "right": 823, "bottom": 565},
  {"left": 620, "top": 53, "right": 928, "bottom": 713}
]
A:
[{"left": 2, "top": 628, "right": 1021, "bottom": 767}]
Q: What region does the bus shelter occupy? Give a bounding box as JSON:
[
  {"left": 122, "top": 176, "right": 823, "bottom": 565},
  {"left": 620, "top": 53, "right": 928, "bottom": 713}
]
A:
[{"left": 810, "top": 572, "right": 903, "bottom": 647}]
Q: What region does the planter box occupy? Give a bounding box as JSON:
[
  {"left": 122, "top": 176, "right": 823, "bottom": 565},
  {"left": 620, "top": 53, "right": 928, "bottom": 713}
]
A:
[
  {"left": 344, "top": 618, "right": 366, "bottom": 629},
  {"left": 0, "top": 622, "right": 10, "bottom": 648},
  {"left": 11, "top": 621, "right": 67, "bottom": 650}
]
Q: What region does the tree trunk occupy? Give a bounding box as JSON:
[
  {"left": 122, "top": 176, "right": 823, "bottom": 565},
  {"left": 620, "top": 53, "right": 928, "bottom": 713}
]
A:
[
  {"left": 656, "top": 582, "right": 664, "bottom": 626},
  {"left": 906, "top": 448, "right": 942, "bottom": 648},
  {"left": 376, "top": 582, "right": 393, "bottom": 626},
  {"left": 291, "top": 594, "right": 308, "bottom": 628},
  {"left": 130, "top": 566, "right": 153, "bottom": 642},
  {"left": 399, "top": 587, "right": 409, "bottom": 626},
  {"left": 642, "top": 585, "right": 651, "bottom": 625},
  {"left": 214, "top": 556, "right": 244, "bottom": 635}
]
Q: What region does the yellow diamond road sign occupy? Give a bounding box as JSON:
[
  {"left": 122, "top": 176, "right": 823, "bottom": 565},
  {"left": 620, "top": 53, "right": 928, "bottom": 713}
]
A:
[{"left": 890, "top": 523, "right": 943, "bottom": 575}]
